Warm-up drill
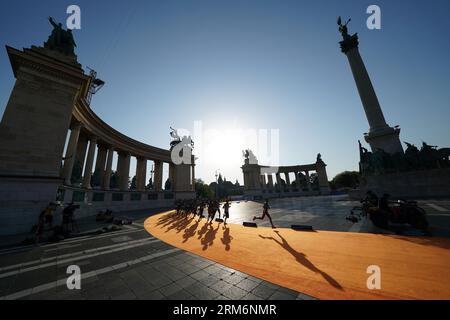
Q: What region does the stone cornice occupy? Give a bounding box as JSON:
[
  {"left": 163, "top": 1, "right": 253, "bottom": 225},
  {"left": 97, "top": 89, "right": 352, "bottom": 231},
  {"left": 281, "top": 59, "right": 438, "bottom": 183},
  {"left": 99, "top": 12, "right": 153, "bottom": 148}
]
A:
[
  {"left": 73, "top": 99, "right": 172, "bottom": 162},
  {"left": 6, "top": 46, "right": 91, "bottom": 94}
]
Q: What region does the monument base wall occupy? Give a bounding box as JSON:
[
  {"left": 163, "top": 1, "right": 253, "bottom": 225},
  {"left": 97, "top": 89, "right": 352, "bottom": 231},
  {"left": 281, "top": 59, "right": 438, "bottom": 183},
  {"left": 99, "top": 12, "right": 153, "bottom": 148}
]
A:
[
  {"left": 0, "top": 176, "right": 61, "bottom": 235},
  {"left": 0, "top": 181, "right": 195, "bottom": 236},
  {"left": 349, "top": 168, "right": 450, "bottom": 200}
]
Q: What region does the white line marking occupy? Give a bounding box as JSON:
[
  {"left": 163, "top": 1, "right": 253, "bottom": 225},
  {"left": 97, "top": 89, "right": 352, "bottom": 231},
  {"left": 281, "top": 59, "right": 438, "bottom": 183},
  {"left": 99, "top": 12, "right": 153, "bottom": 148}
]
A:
[
  {"left": 44, "top": 244, "right": 82, "bottom": 253},
  {"left": 0, "top": 237, "right": 157, "bottom": 277},
  {"left": 0, "top": 248, "right": 181, "bottom": 300},
  {"left": 426, "top": 204, "right": 449, "bottom": 212},
  {"left": 0, "top": 228, "right": 144, "bottom": 256}
]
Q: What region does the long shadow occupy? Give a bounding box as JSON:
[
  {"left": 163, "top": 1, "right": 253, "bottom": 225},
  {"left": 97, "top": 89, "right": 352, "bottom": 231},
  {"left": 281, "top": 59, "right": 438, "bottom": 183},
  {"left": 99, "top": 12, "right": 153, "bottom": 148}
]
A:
[
  {"left": 155, "top": 212, "right": 194, "bottom": 234},
  {"left": 259, "top": 231, "right": 343, "bottom": 290},
  {"left": 200, "top": 222, "right": 221, "bottom": 251},
  {"left": 183, "top": 219, "right": 200, "bottom": 243},
  {"left": 221, "top": 226, "right": 233, "bottom": 251}
]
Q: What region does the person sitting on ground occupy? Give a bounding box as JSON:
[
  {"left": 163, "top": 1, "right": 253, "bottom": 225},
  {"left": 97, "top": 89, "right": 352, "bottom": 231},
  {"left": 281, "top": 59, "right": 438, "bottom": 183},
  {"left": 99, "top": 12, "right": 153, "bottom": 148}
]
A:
[{"left": 364, "top": 191, "right": 379, "bottom": 208}]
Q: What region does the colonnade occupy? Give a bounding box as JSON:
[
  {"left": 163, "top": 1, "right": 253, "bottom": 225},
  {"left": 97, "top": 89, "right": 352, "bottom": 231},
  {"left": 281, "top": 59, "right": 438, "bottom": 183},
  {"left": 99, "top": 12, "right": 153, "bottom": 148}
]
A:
[{"left": 61, "top": 123, "right": 196, "bottom": 192}]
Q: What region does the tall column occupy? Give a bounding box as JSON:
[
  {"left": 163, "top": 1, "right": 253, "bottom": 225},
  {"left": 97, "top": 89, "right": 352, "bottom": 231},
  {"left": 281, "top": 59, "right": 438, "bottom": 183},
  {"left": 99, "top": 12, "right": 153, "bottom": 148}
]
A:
[
  {"left": 73, "top": 134, "right": 88, "bottom": 182},
  {"left": 169, "top": 163, "right": 175, "bottom": 190},
  {"left": 117, "top": 152, "right": 131, "bottom": 191},
  {"left": 261, "top": 175, "right": 267, "bottom": 192},
  {"left": 191, "top": 165, "right": 196, "bottom": 191},
  {"left": 305, "top": 171, "right": 311, "bottom": 191},
  {"left": 295, "top": 172, "right": 302, "bottom": 191},
  {"left": 136, "top": 157, "right": 147, "bottom": 192},
  {"left": 103, "top": 147, "right": 114, "bottom": 190},
  {"left": 339, "top": 29, "right": 403, "bottom": 154},
  {"left": 276, "top": 173, "right": 282, "bottom": 193},
  {"left": 154, "top": 160, "right": 163, "bottom": 192},
  {"left": 284, "top": 172, "right": 291, "bottom": 192},
  {"left": 268, "top": 174, "right": 274, "bottom": 191},
  {"left": 62, "top": 123, "right": 82, "bottom": 185},
  {"left": 94, "top": 145, "right": 108, "bottom": 185},
  {"left": 82, "top": 137, "right": 97, "bottom": 189}
]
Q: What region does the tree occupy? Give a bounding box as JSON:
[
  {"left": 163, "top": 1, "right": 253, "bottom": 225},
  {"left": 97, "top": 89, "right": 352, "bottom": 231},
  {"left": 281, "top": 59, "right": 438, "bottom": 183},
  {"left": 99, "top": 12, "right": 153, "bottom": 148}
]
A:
[
  {"left": 196, "top": 179, "right": 215, "bottom": 199},
  {"left": 330, "top": 171, "right": 360, "bottom": 190}
]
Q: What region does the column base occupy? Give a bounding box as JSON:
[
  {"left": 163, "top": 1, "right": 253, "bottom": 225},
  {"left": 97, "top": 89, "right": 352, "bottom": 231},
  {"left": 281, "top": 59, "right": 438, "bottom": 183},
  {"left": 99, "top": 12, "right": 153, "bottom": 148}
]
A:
[{"left": 364, "top": 126, "right": 403, "bottom": 155}]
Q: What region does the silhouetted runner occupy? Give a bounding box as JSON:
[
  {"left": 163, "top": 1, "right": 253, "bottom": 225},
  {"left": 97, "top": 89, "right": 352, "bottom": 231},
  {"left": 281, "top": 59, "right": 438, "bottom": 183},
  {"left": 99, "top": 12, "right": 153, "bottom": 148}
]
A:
[
  {"left": 254, "top": 199, "right": 276, "bottom": 228},
  {"left": 223, "top": 200, "right": 231, "bottom": 225}
]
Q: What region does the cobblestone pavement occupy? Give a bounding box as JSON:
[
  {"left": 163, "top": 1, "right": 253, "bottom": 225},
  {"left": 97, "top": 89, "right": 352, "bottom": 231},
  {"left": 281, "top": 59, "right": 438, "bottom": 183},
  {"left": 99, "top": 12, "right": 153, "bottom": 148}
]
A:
[
  {"left": 1, "top": 195, "right": 449, "bottom": 300},
  {"left": 0, "top": 223, "right": 316, "bottom": 300}
]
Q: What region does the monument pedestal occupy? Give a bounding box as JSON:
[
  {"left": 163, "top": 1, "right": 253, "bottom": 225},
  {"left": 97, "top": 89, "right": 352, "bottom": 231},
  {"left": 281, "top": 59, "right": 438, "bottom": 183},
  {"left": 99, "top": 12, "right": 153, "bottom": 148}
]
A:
[{"left": 0, "top": 46, "right": 90, "bottom": 235}]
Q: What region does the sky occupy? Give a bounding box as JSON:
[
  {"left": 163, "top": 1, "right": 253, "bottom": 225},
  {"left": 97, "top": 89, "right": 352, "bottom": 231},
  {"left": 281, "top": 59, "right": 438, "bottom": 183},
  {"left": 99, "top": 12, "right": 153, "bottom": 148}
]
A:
[{"left": 0, "top": 0, "right": 449, "bottom": 184}]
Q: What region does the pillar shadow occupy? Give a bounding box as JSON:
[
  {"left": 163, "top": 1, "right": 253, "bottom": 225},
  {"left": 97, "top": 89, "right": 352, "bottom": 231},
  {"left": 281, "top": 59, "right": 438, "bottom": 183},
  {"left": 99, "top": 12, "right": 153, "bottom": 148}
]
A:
[
  {"left": 221, "top": 226, "right": 233, "bottom": 251},
  {"left": 259, "top": 231, "right": 343, "bottom": 290}
]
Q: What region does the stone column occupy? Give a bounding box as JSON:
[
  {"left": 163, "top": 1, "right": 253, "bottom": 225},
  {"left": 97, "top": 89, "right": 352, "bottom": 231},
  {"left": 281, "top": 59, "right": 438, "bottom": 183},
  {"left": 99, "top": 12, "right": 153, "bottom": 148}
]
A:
[
  {"left": 62, "top": 123, "right": 82, "bottom": 185},
  {"left": 169, "top": 163, "right": 175, "bottom": 189},
  {"left": 305, "top": 171, "right": 311, "bottom": 191},
  {"left": 268, "top": 174, "right": 274, "bottom": 191},
  {"left": 103, "top": 147, "right": 114, "bottom": 190},
  {"left": 191, "top": 165, "right": 196, "bottom": 191},
  {"left": 136, "top": 157, "right": 147, "bottom": 192},
  {"left": 94, "top": 145, "right": 108, "bottom": 185},
  {"left": 295, "top": 172, "right": 301, "bottom": 191},
  {"left": 74, "top": 135, "right": 88, "bottom": 175},
  {"left": 82, "top": 137, "right": 97, "bottom": 189},
  {"left": 154, "top": 160, "right": 163, "bottom": 192},
  {"left": 261, "top": 175, "right": 267, "bottom": 192},
  {"left": 117, "top": 152, "right": 131, "bottom": 191},
  {"left": 284, "top": 172, "right": 291, "bottom": 192},
  {"left": 276, "top": 173, "right": 282, "bottom": 193},
  {"left": 340, "top": 33, "right": 403, "bottom": 154}
]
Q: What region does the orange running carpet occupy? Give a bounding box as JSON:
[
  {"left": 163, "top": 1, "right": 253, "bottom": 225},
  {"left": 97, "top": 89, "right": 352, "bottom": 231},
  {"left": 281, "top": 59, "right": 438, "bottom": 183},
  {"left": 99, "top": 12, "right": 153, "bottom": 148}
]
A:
[{"left": 145, "top": 211, "right": 450, "bottom": 300}]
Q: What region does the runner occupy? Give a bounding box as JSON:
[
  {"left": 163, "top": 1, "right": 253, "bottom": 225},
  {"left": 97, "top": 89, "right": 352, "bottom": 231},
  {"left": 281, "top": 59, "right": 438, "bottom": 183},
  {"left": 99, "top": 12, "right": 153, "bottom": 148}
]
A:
[
  {"left": 253, "top": 199, "right": 276, "bottom": 229},
  {"left": 223, "top": 200, "right": 231, "bottom": 225}
]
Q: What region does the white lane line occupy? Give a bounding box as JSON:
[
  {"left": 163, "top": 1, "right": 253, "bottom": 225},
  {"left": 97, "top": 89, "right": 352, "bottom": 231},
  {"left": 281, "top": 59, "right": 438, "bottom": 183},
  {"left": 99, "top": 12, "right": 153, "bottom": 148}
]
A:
[
  {"left": 0, "top": 237, "right": 156, "bottom": 276},
  {"left": 0, "top": 228, "right": 144, "bottom": 256},
  {"left": 44, "top": 244, "right": 82, "bottom": 253},
  {"left": 1, "top": 248, "right": 181, "bottom": 300},
  {"left": 43, "top": 228, "right": 143, "bottom": 247},
  {"left": 426, "top": 203, "right": 450, "bottom": 212}
]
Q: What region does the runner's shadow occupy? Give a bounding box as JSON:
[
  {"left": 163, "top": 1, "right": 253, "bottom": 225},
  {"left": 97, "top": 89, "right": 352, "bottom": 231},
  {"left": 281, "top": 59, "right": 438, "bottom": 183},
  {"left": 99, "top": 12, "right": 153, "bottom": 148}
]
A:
[
  {"left": 200, "top": 223, "right": 221, "bottom": 251},
  {"left": 259, "top": 231, "right": 343, "bottom": 290},
  {"left": 221, "top": 226, "right": 233, "bottom": 251},
  {"left": 183, "top": 220, "right": 200, "bottom": 243}
]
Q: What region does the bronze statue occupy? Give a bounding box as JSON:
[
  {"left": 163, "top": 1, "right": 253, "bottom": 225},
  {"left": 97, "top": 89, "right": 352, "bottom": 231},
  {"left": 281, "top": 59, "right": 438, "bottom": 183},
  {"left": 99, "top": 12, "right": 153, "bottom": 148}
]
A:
[
  {"left": 337, "top": 16, "right": 352, "bottom": 39},
  {"left": 243, "top": 149, "right": 258, "bottom": 165},
  {"left": 44, "top": 17, "right": 77, "bottom": 55}
]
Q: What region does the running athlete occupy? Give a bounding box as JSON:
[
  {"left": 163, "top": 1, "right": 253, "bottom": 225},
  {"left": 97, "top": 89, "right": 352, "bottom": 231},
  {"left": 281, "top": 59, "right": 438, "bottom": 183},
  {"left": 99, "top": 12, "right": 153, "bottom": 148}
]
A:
[
  {"left": 253, "top": 199, "right": 276, "bottom": 229},
  {"left": 223, "top": 201, "right": 231, "bottom": 225}
]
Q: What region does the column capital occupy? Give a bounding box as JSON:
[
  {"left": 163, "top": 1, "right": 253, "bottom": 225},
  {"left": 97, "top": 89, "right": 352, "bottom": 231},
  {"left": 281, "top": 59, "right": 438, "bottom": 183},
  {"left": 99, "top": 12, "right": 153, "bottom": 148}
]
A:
[
  {"left": 339, "top": 33, "right": 359, "bottom": 54},
  {"left": 71, "top": 122, "right": 83, "bottom": 130}
]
